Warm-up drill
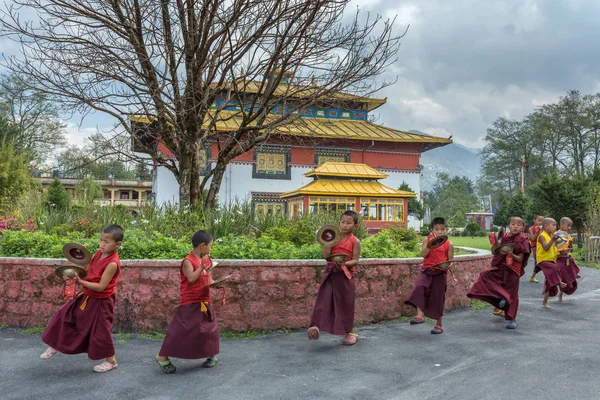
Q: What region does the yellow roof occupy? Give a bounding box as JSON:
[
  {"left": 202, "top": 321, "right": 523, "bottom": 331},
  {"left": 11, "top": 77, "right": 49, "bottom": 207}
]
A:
[
  {"left": 305, "top": 162, "right": 388, "bottom": 179},
  {"left": 212, "top": 80, "right": 386, "bottom": 112},
  {"left": 131, "top": 111, "right": 451, "bottom": 146},
  {"left": 280, "top": 179, "right": 415, "bottom": 198}
]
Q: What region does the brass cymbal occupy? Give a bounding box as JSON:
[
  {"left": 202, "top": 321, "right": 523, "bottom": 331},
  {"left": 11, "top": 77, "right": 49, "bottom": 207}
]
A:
[
  {"left": 433, "top": 260, "right": 454, "bottom": 271},
  {"left": 493, "top": 243, "right": 515, "bottom": 255},
  {"left": 427, "top": 235, "right": 448, "bottom": 249},
  {"left": 62, "top": 243, "right": 92, "bottom": 266},
  {"left": 316, "top": 224, "right": 341, "bottom": 248},
  {"left": 55, "top": 265, "right": 88, "bottom": 279},
  {"left": 210, "top": 274, "right": 232, "bottom": 287},
  {"left": 326, "top": 253, "right": 350, "bottom": 263}
]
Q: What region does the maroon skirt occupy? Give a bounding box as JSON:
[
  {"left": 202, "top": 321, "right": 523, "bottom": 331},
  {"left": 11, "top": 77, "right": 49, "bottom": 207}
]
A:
[
  {"left": 41, "top": 293, "right": 116, "bottom": 360},
  {"left": 404, "top": 269, "right": 447, "bottom": 320},
  {"left": 159, "top": 303, "right": 219, "bottom": 359},
  {"left": 467, "top": 265, "right": 520, "bottom": 321},
  {"left": 557, "top": 256, "right": 580, "bottom": 295},
  {"left": 309, "top": 263, "right": 356, "bottom": 335},
  {"left": 537, "top": 261, "right": 563, "bottom": 297}
]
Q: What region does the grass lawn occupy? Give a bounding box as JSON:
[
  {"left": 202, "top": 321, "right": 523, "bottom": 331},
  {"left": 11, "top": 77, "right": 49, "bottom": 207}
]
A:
[{"left": 449, "top": 236, "right": 491, "bottom": 250}]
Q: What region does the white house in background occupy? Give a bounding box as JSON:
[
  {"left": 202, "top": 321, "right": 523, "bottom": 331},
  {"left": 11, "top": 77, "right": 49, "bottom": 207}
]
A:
[{"left": 131, "top": 79, "right": 451, "bottom": 230}]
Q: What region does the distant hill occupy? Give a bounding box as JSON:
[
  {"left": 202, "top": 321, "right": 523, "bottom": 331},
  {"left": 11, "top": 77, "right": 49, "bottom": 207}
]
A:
[{"left": 411, "top": 131, "right": 481, "bottom": 191}]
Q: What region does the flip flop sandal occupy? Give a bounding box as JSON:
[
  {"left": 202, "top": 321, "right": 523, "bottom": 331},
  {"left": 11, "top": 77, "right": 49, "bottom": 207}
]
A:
[
  {"left": 93, "top": 361, "right": 118, "bottom": 373},
  {"left": 342, "top": 332, "right": 358, "bottom": 346},
  {"left": 492, "top": 309, "right": 505, "bottom": 317},
  {"left": 203, "top": 357, "right": 218, "bottom": 368},
  {"left": 430, "top": 325, "right": 444, "bottom": 334},
  {"left": 307, "top": 326, "right": 320, "bottom": 340},
  {"left": 409, "top": 316, "right": 424, "bottom": 325},
  {"left": 155, "top": 357, "right": 176, "bottom": 374},
  {"left": 40, "top": 347, "right": 58, "bottom": 360}
]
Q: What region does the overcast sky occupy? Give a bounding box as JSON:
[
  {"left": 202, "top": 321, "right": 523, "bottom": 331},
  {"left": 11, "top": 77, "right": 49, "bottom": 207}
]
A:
[{"left": 2, "top": 0, "right": 600, "bottom": 149}]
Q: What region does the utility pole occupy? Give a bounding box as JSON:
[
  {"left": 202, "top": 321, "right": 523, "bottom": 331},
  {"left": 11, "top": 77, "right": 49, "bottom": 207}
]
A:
[{"left": 521, "top": 155, "right": 526, "bottom": 193}]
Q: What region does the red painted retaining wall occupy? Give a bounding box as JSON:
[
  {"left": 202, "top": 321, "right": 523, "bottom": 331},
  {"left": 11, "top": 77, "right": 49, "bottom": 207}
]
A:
[{"left": 0, "top": 250, "right": 492, "bottom": 332}]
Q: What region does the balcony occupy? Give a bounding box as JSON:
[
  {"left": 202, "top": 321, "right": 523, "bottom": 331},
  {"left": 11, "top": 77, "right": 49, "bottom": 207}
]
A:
[{"left": 94, "top": 199, "right": 150, "bottom": 208}]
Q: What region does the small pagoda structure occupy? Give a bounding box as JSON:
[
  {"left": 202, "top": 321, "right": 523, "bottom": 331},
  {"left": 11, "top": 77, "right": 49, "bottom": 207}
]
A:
[{"left": 280, "top": 162, "right": 414, "bottom": 230}]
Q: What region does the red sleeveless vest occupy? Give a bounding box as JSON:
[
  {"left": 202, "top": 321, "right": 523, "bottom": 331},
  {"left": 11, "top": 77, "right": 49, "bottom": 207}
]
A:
[
  {"left": 422, "top": 235, "right": 450, "bottom": 270},
  {"left": 179, "top": 253, "right": 212, "bottom": 306},
  {"left": 329, "top": 234, "right": 357, "bottom": 258},
  {"left": 82, "top": 250, "right": 120, "bottom": 298}
]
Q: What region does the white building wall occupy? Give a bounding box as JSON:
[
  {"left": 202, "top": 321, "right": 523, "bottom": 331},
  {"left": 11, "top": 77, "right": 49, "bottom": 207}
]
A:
[{"left": 154, "top": 162, "right": 424, "bottom": 230}]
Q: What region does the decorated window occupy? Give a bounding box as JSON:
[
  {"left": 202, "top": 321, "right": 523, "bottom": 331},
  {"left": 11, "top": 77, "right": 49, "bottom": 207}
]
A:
[
  {"left": 340, "top": 111, "right": 352, "bottom": 120},
  {"left": 252, "top": 193, "right": 286, "bottom": 216},
  {"left": 253, "top": 146, "right": 291, "bottom": 179},
  {"left": 308, "top": 197, "right": 356, "bottom": 214},
  {"left": 287, "top": 198, "right": 304, "bottom": 217},
  {"left": 314, "top": 148, "right": 350, "bottom": 166},
  {"left": 360, "top": 198, "right": 405, "bottom": 221}
]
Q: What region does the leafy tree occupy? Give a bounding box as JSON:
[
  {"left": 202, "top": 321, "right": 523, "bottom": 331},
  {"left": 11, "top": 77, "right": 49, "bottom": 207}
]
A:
[
  {"left": 0, "top": 73, "right": 66, "bottom": 165},
  {"left": 492, "top": 197, "right": 510, "bottom": 226},
  {"left": 529, "top": 173, "right": 595, "bottom": 246},
  {"left": 1, "top": 0, "right": 403, "bottom": 208},
  {"left": 424, "top": 173, "right": 479, "bottom": 227},
  {"left": 398, "top": 181, "right": 424, "bottom": 221},
  {"left": 0, "top": 140, "right": 30, "bottom": 212},
  {"left": 74, "top": 177, "right": 103, "bottom": 205},
  {"left": 506, "top": 192, "right": 532, "bottom": 222},
  {"left": 45, "top": 179, "right": 71, "bottom": 210}
]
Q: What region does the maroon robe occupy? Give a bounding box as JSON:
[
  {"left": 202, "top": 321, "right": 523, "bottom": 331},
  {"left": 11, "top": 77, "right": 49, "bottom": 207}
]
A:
[
  {"left": 556, "top": 255, "right": 580, "bottom": 296},
  {"left": 467, "top": 233, "right": 530, "bottom": 321},
  {"left": 42, "top": 293, "right": 116, "bottom": 360},
  {"left": 404, "top": 238, "right": 451, "bottom": 320},
  {"left": 309, "top": 235, "right": 358, "bottom": 335},
  {"left": 159, "top": 253, "right": 220, "bottom": 359},
  {"left": 42, "top": 251, "right": 120, "bottom": 360},
  {"left": 537, "top": 261, "right": 563, "bottom": 297}
]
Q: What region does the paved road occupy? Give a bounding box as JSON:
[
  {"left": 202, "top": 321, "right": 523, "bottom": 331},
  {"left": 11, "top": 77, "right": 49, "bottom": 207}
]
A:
[{"left": 3, "top": 261, "right": 600, "bottom": 400}]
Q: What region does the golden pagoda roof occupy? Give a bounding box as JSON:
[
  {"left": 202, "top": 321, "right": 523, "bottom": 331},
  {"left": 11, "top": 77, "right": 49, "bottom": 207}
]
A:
[
  {"left": 305, "top": 162, "right": 388, "bottom": 179},
  {"left": 279, "top": 179, "right": 415, "bottom": 198},
  {"left": 212, "top": 80, "right": 387, "bottom": 112},
  {"left": 131, "top": 111, "right": 451, "bottom": 146}
]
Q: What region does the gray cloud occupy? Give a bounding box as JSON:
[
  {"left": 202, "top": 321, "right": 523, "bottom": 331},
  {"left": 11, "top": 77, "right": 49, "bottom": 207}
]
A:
[{"left": 357, "top": 0, "right": 600, "bottom": 148}]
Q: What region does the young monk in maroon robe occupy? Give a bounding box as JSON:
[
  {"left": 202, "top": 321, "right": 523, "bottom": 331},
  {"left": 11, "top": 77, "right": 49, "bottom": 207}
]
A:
[
  {"left": 467, "top": 216, "right": 530, "bottom": 329},
  {"left": 527, "top": 214, "right": 544, "bottom": 283},
  {"left": 555, "top": 217, "right": 580, "bottom": 302},
  {"left": 536, "top": 218, "right": 568, "bottom": 309},
  {"left": 404, "top": 217, "right": 454, "bottom": 334},
  {"left": 307, "top": 210, "right": 362, "bottom": 346},
  {"left": 156, "top": 230, "right": 220, "bottom": 373},
  {"left": 40, "top": 225, "right": 123, "bottom": 373}
]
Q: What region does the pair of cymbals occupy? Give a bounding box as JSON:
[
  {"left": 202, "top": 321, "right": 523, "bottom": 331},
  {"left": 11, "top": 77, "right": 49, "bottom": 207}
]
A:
[
  {"left": 56, "top": 243, "right": 92, "bottom": 278},
  {"left": 427, "top": 235, "right": 448, "bottom": 249}
]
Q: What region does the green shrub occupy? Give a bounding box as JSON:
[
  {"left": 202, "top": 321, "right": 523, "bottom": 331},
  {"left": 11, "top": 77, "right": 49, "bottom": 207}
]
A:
[
  {"left": 45, "top": 179, "right": 71, "bottom": 211},
  {"left": 462, "top": 222, "right": 485, "bottom": 237}
]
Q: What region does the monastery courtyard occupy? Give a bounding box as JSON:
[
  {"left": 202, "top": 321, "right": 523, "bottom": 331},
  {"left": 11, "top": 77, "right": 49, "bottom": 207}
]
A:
[{"left": 3, "top": 258, "right": 600, "bottom": 400}]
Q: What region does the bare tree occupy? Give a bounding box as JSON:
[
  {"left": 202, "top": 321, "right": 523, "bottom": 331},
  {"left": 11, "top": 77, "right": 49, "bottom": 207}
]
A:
[{"left": 0, "top": 0, "right": 403, "bottom": 207}]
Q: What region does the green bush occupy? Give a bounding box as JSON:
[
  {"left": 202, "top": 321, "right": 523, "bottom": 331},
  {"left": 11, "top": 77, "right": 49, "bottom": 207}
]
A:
[
  {"left": 45, "top": 179, "right": 71, "bottom": 211},
  {"left": 0, "top": 227, "right": 422, "bottom": 260},
  {"left": 462, "top": 222, "right": 485, "bottom": 237}
]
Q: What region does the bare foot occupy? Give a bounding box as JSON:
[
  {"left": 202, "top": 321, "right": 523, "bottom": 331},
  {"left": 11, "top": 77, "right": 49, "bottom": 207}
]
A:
[
  {"left": 559, "top": 282, "right": 567, "bottom": 289},
  {"left": 543, "top": 303, "right": 552, "bottom": 309},
  {"left": 558, "top": 294, "right": 564, "bottom": 303}
]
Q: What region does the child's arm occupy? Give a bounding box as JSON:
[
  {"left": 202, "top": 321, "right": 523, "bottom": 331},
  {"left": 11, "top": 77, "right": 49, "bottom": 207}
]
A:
[
  {"left": 527, "top": 227, "right": 537, "bottom": 242},
  {"left": 447, "top": 242, "right": 454, "bottom": 260},
  {"left": 75, "top": 262, "right": 117, "bottom": 292},
  {"left": 182, "top": 259, "right": 205, "bottom": 284},
  {"left": 538, "top": 233, "right": 556, "bottom": 251},
  {"left": 344, "top": 240, "right": 361, "bottom": 267},
  {"left": 421, "top": 238, "right": 431, "bottom": 257}
]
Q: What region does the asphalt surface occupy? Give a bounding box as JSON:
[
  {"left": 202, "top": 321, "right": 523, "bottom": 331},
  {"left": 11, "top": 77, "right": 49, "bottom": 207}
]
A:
[{"left": 3, "top": 259, "right": 600, "bottom": 400}]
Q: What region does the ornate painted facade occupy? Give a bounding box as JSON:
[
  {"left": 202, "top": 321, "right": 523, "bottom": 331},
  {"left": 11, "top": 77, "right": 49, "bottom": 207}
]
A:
[{"left": 131, "top": 82, "right": 451, "bottom": 229}]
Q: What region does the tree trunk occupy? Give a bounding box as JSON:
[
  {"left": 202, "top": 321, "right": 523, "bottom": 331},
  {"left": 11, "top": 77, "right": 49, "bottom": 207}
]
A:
[
  {"left": 178, "top": 139, "right": 204, "bottom": 207},
  {"left": 204, "top": 158, "right": 229, "bottom": 209}
]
